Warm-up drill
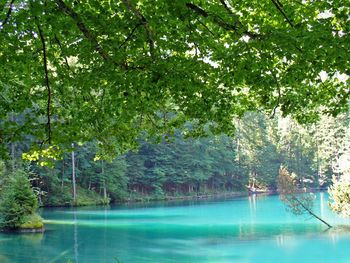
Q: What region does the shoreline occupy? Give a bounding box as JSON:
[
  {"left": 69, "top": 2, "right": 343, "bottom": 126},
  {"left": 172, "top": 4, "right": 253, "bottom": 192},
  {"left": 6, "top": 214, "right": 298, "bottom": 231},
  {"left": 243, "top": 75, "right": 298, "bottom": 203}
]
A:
[
  {"left": 124, "top": 191, "right": 251, "bottom": 205},
  {"left": 40, "top": 190, "right": 255, "bottom": 208},
  {"left": 40, "top": 187, "right": 329, "bottom": 208}
]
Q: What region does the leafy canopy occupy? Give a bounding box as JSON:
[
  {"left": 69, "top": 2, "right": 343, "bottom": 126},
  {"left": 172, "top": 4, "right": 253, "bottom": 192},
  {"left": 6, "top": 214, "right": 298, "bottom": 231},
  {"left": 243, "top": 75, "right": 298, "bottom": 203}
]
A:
[{"left": 0, "top": 0, "right": 349, "bottom": 156}]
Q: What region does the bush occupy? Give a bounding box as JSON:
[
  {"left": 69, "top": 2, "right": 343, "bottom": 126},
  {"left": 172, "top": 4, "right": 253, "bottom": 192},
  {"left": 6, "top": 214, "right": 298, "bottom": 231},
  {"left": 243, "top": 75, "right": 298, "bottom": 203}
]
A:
[{"left": 0, "top": 169, "right": 42, "bottom": 229}]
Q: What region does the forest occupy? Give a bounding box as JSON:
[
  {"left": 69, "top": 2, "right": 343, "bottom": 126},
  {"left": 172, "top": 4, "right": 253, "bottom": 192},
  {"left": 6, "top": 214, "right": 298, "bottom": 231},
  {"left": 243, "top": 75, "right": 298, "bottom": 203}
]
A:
[{"left": 3, "top": 110, "right": 349, "bottom": 208}]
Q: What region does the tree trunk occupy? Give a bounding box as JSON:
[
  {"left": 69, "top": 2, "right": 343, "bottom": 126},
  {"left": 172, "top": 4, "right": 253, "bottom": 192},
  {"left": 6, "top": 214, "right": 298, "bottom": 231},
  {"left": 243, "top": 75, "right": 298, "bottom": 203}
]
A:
[
  {"left": 295, "top": 195, "right": 332, "bottom": 228},
  {"left": 61, "top": 158, "right": 65, "bottom": 192},
  {"left": 10, "top": 112, "right": 15, "bottom": 171},
  {"left": 102, "top": 160, "right": 107, "bottom": 199},
  {"left": 236, "top": 119, "right": 241, "bottom": 164}
]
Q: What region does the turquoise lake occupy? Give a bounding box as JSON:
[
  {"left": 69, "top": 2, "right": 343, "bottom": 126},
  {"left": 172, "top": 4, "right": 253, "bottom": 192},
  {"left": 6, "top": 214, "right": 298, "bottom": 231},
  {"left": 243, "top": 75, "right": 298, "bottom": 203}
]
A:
[{"left": 1, "top": 192, "right": 350, "bottom": 262}]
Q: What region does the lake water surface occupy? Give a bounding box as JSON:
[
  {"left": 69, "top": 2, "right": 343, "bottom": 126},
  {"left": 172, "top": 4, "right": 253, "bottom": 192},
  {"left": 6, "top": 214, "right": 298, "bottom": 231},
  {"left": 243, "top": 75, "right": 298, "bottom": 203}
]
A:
[{"left": 1, "top": 193, "right": 350, "bottom": 262}]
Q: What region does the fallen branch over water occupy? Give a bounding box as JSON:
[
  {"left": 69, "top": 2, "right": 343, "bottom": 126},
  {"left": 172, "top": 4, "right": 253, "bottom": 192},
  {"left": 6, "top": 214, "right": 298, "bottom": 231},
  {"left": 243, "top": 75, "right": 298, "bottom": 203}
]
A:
[{"left": 277, "top": 166, "right": 332, "bottom": 228}]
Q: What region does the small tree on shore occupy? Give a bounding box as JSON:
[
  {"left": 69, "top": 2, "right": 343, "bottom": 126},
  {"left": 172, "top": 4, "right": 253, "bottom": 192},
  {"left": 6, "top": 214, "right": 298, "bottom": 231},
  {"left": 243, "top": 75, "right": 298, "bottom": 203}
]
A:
[
  {"left": 0, "top": 169, "right": 42, "bottom": 229},
  {"left": 277, "top": 166, "right": 331, "bottom": 228}
]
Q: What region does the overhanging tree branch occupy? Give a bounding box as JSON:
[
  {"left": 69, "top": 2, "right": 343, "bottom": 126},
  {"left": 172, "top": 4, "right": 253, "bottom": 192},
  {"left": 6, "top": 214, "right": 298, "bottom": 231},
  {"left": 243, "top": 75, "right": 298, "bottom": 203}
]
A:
[
  {"left": 1, "top": 0, "right": 15, "bottom": 29},
  {"left": 270, "top": 0, "right": 294, "bottom": 27},
  {"left": 122, "top": 0, "right": 155, "bottom": 58},
  {"left": 219, "top": 0, "right": 248, "bottom": 33},
  {"left": 55, "top": 0, "right": 109, "bottom": 61},
  {"left": 56, "top": 0, "right": 147, "bottom": 70},
  {"left": 187, "top": 3, "right": 236, "bottom": 31},
  {"left": 186, "top": 3, "right": 208, "bottom": 17},
  {"left": 277, "top": 166, "right": 332, "bottom": 228},
  {"left": 118, "top": 23, "right": 142, "bottom": 49},
  {"left": 36, "top": 22, "right": 52, "bottom": 144},
  {"left": 196, "top": 18, "right": 215, "bottom": 36},
  {"left": 54, "top": 34, "right": 70, "bottom": 70},
  {"left": 186, "top": 2, "right": 259, "bottom": 39},
  {"left": 219, "top": 0, "right": 232, "bottom": 15},
  {"left": 292, "top": 194, "right": 332, "bottom": 228},
  {"left": 271, "top": 73, "right": 281, "bottom": 118},
  {"left": 271, "top": 88, "right": 281, "bottom": 118}
]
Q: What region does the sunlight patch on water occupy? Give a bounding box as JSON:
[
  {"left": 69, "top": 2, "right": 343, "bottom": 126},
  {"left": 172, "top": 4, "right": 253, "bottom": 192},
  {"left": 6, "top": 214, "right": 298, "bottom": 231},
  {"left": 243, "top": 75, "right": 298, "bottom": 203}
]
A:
[{"left": 44, "top": 219, "right": 76, "bottom": 225}]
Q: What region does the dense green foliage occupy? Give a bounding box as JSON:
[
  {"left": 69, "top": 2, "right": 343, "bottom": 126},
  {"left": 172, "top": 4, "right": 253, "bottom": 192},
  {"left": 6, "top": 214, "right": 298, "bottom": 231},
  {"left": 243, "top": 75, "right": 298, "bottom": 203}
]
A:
[
  {"left": 0, "top": 165, "right": 43, "bottom": 229},
  {"left": 0, "top": 0, "right": 349, "bottom": 158}
]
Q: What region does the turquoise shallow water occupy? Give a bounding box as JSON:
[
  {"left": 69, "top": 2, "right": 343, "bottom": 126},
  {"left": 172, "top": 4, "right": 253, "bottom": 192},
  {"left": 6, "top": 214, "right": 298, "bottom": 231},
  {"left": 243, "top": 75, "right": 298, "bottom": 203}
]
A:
[{"left": 0, "top": 192, "right": 350, "bottom": 262}]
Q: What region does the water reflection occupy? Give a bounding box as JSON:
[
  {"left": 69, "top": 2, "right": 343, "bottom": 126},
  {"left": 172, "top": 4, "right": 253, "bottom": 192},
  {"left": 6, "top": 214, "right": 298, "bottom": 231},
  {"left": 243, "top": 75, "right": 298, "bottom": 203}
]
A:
[
  {"left": 73, "top": 209, "right": 79, "bottom": 263},
  {"left": 1, "top": 193, "right": 350, "bottom": 263},
  {"left": 320, "top": 191, "right": 325, "bottom": 219},
  {"left": 276, "top": 234, "right": 285, "bottom": 247},
  {"left": 248, "top": 194, "right": 257, "bottom": 215}
]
